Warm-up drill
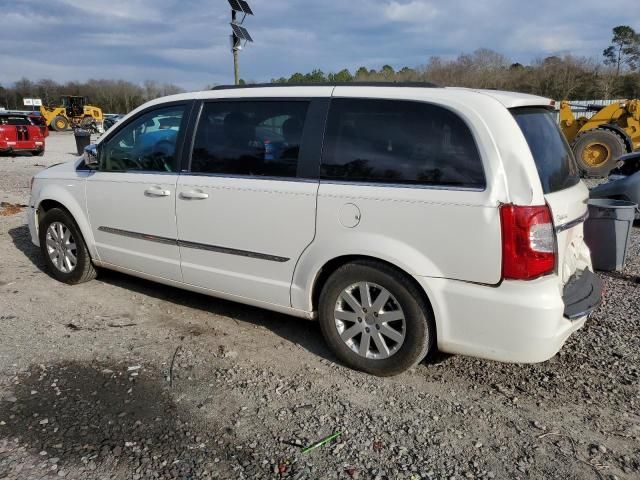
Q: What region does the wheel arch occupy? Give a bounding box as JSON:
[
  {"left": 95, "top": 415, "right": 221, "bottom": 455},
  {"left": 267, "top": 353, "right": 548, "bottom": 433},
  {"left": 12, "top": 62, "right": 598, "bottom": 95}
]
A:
[
  {"left": 304, "top": 254, "right": 436, "bottom": 330},
  {"left": 35, "top": 189, "right": 98, "bottom": 260}
]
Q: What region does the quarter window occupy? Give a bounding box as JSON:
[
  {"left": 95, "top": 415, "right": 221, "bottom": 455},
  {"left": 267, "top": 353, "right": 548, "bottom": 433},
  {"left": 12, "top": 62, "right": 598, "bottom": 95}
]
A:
[
  {"left": 190, "top": 101, "right": 309, "bottom": 178},
  {"left": 101, "top": 106, "right": 185, "bottom": 172},
  {"left": 321, "top": 99, "right": 485, "bottom": 188}
]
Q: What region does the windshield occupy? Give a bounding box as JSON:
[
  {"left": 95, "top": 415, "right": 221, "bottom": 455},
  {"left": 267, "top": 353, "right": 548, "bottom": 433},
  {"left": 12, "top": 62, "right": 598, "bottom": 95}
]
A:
[{"left": 512, "top": 108, "right": 580, "bottom": 194}]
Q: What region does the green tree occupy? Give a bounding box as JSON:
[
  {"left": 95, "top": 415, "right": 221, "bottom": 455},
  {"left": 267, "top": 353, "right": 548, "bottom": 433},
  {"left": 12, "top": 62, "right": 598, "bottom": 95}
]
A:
[
  {"left": 603, "top": 25, "right": 640, "bottom": 75},
  {"left": 328, "top": 69, "right": 353, "bottom": 82},
  {"left": 354, "top": 66, "right": 369, "bottom": 79},
  {"left": 304, "top": 69, "right": 327, "bottom": 83}
]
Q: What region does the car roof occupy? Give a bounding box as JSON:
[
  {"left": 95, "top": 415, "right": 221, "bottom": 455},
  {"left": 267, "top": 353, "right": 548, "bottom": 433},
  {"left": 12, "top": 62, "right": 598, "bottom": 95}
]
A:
[
  {"left": 447, "top": 88, "right": 554, "bottom": 108},
  {"left": 152, "top": 83, "right": 552, "bottom": 108}
]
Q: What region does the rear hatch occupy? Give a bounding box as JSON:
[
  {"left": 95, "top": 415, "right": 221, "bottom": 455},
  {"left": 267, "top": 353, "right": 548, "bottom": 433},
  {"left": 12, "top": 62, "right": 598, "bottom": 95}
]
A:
[
  {"left": 512, "top": 108, "right": 592, "bottom": 284},
  {"left": 0, "top": 116, "right": 44, "bottom": 150}
]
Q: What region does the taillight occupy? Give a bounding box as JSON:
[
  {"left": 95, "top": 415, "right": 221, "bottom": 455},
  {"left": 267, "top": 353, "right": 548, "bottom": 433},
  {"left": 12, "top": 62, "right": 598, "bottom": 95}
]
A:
[{"left": 500, "top": 204, "right": 556, "bottom": 280}]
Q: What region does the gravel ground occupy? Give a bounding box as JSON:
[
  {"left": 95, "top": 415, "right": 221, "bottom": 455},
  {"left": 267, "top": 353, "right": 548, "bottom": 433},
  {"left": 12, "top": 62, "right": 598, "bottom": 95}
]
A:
[{"left": 0, "top": 133, "right": 639, "bottom": 480}]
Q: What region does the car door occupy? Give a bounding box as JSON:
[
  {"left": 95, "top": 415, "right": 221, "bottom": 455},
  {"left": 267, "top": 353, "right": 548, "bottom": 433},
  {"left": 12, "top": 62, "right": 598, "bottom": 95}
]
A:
[
  {"left": 175, "top": 97, "right": 329, "bottom": 307},
  {"left": 86, "top": 103, "right": 191, "bottom": 282}
]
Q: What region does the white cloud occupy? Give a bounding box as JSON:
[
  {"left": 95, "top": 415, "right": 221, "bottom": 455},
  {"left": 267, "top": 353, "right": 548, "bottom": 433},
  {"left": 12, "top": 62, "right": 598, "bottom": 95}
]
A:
[{"left": 384, "top": 1, "right": 439, "bottom": 22}]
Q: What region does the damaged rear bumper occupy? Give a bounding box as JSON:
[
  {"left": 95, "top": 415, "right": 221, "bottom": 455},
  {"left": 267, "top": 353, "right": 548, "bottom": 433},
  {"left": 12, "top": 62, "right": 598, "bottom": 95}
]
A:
[{"left": 563, "top": 269, "right": 602, "bottom": 320}]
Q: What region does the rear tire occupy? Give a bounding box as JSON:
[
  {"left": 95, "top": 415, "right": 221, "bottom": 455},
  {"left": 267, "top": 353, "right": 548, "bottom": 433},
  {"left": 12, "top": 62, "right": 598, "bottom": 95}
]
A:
[
  {"left": 32, "top": 150, "right": 45, "bottom": 157},
  {"left": 572, "top": 128, "right": 627, "bottom": 177},
  {"left": 39, "top": 208, "right": 97, "bottom": 284},
  {"left": 318, "top": 260, "right": 434, "bottom": 376},
  {"left": 51, "top": 116, "right": 69, "bottom": 132}
]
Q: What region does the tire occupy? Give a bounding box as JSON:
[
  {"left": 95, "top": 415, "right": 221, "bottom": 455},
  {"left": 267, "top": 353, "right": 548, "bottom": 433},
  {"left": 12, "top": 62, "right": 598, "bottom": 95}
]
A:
[
  {"left": 51, "top": 116, "right": 69, "bottom": 132},
  {"left": 318, "top": 260, "right": 435, "bottom": 376},
  {"left": 38, "top": 208, "right": 97, "bottom": 284},
  {"left": 572, "top": 128, "right": 627, "bottom": 178},
  {"left": 32, "top": 150, "right": 45, "bottom": 157}
]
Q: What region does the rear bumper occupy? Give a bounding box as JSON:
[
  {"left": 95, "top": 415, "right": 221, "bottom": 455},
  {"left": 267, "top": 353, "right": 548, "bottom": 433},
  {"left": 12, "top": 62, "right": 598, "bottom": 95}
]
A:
[
  {"left": 0, "top": 141, "right": 44, "bottom": 152},
  {"left": 415, "top": 273, "right": 599, "bottom": 363}
]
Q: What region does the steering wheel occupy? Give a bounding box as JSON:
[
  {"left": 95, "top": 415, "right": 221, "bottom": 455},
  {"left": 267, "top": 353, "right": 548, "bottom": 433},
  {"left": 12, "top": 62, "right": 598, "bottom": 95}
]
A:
[{"left": 149, "top": 140, "right": 175, "bottom": 172}]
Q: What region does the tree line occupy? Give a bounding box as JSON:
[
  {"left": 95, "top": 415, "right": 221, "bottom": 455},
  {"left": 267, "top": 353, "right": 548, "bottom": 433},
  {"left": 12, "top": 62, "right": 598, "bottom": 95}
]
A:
[
  {"left": 0, "top": 79, "right": 184, "bottom": 114},
  {"left": 270, "top": 25, "right": 640, "bottom": 100},
  {"left": 1, "top": 25, "right": 639, "bottom": 113}
]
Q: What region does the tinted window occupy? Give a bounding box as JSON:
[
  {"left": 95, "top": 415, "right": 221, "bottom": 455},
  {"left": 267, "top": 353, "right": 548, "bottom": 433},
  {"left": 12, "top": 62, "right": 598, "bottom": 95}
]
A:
[
  {"left": 101, "top": 106, "right": 185, "bottom": 172},
  {"left": 0, "top": 116, "right": 31, "bottom": 126},
  {"left": 321, "top": 99, "right": 485, "bottom": 188},
  {"left": 512, "top": 108, "right": 580, "bottom": 194},
  {"left": 191, "top": 101, "right": 309, "bottom": 178}
]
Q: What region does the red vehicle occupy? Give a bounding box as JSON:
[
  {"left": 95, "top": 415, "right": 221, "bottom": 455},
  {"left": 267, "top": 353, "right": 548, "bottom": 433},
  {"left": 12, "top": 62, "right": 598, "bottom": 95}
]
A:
[
  {"left": 0, "top": 113, "right": 46, "bottom": 156},
  {"left": 27, "top": 111, "right": 50, "bottom": 138}
]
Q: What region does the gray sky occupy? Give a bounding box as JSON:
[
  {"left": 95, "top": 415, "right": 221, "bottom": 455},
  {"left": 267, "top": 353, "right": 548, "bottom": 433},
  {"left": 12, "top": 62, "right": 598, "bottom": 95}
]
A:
[{"left": 0, "top": 0, "right": 637, "bottom": 90}]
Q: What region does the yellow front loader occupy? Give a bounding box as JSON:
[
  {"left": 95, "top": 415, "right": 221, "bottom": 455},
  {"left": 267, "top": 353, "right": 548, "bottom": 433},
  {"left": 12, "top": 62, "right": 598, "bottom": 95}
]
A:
[
  {"left": 39, "top": 96, "right": 104, "bottom": 132},
  {"left": 559, "top": 100, "right": 640, "bottom": 177}
]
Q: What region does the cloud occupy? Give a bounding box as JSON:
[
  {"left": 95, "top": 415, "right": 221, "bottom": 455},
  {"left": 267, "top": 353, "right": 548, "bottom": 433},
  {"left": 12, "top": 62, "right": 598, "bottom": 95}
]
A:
[
  {"left": 384, "top": 1, "right": 439, "bottom": 23},
  {"left": 0, "top": 0, "right": 636, "bottom": 90}
]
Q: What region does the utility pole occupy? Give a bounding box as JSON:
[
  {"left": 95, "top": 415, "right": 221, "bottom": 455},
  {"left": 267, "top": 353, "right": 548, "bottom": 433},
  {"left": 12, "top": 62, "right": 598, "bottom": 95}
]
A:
[
  {"left": 227, "top": 0, "right": 253, "bottom": 86},
  {"left": 232, "top": 10, "right": 240, "bottom": 85}
]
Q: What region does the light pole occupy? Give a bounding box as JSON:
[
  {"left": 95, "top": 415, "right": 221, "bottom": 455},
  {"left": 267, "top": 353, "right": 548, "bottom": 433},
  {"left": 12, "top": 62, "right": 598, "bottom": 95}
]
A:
[{"left": 227, "top": 0, "right": 254, "bottom": 85}]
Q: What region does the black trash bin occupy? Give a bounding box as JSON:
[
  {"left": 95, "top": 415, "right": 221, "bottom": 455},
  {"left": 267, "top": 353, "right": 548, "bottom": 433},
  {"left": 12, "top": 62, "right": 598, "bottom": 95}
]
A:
[
  {"left": 73, "top": 128, "right": 91, "bottom": 155},
  {"left": 584, "top": 198, "right": 637, "bottom": 271}
]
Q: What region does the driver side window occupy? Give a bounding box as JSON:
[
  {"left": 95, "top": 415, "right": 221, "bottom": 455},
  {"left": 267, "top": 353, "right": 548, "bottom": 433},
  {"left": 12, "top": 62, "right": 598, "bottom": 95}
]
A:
[{"left": 101, "top": 106, "right": 185, "bottom": 172}]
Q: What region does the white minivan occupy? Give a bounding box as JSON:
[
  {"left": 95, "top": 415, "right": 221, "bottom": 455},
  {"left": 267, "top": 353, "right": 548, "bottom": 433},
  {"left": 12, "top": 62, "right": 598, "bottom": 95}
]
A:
[{"left": 28, "top": 83, "right": 601, "bottom": 376}]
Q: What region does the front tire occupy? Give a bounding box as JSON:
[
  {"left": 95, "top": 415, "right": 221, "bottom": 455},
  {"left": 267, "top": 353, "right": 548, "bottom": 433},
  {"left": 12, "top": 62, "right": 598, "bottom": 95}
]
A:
[
  {"left": 572, "top": 128, "right": 627, "bottom": 177},
  {"left": 39, "top": 208, "right": 97, "bottom": 284},
  {"left": 51, "top": 116, "right": 69, "bottom": 132},
  {"left": 318, "top": 260, "right": 434, "bottom": 376}
]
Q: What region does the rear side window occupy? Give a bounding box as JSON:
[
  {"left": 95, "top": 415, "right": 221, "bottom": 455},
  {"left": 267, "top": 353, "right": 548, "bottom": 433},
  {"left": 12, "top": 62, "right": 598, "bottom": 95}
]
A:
[
  {"left": 321, "top": 99, "right": 485, "bottom": 188},
  {"left": 512, "top": 108, "right": 580, "bottom": 194},
  {"left": 190, "top": 101, "right": 309, "bottom": 178}
]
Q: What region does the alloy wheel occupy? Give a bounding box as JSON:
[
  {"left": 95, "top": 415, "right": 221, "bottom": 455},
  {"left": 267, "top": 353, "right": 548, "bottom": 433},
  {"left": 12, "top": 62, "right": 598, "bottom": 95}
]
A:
[
  {"left": 334, "top": 282, "right": 406, "bottom": 359},
  {"left": 45, "top": 222, "right": 77, "bottom": 273}
]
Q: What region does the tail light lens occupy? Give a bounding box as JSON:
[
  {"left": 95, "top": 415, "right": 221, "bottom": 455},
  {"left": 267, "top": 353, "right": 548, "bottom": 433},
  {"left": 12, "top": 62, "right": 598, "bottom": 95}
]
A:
[{"left": 500, "top": 204, "right": 556, "bottom": 280}]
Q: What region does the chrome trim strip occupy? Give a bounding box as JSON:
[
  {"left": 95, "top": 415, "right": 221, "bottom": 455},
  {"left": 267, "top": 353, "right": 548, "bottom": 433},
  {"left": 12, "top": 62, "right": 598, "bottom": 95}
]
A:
[
  {"left": 555, "top": 211, "right": 589, "bottom": 233},
  {"left": 97, "top": 226, "right": 176, "bottom": 245},
  {"left": 177, "top": 239, "right": 289, "bottom": 262},
  {"left": 97, "top": 226, "right": 289, "bottom": 262}
]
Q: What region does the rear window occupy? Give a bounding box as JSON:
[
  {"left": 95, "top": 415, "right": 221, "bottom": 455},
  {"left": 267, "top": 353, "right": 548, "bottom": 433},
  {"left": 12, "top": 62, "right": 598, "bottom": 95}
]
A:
[
  {"left": 512, "top": 108, "right": 580, "bottom": 194},
  {"left": 0, "top": 116, "right": 31, "bottom": 126}
]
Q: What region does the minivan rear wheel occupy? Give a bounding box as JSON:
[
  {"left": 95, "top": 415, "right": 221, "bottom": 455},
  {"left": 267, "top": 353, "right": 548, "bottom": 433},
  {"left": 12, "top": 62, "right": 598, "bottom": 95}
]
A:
[{"left": 318, "top": 260, "right": 434, "bottom": 376}]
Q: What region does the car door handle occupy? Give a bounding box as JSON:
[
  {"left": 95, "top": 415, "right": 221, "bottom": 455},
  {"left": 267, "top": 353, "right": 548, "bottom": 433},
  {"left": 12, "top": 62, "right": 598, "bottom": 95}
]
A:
[
  {"left": 180, "top": 191, "right": 209, "bottom": 200},
  {"left": 144, "top": 187, "right": 171, "bottom": 197}
]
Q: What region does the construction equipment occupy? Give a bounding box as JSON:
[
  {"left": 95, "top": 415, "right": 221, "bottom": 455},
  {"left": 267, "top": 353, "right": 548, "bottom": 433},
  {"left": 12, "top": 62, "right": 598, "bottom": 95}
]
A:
[
  {"left": 559, "top": 100, "right": 640, "bottom": 177},
  {"left": 39, "top": 96, "right": 104, "bottom": 132}
]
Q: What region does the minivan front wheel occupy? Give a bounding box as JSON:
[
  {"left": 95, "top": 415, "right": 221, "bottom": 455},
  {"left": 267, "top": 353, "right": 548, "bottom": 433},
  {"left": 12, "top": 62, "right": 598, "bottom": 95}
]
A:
[
  {"left": 318, "top": 261, "right": 434, "bottom": 376},
  {"left": 39, "top": 208, "right": 97, "bottom": 284}
]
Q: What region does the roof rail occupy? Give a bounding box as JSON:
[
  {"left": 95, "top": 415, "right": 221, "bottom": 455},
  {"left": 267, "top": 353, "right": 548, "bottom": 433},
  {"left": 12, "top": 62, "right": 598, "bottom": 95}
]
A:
[{"left": 211, "top": 81, "right": 440, "bottom": 90}]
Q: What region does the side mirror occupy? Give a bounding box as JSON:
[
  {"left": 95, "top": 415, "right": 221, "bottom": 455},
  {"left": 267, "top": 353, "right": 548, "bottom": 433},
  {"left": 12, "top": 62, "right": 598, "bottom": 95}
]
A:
[{"left": 83, "top": 144, "right": 99, "bottom": 169}]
